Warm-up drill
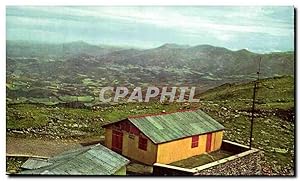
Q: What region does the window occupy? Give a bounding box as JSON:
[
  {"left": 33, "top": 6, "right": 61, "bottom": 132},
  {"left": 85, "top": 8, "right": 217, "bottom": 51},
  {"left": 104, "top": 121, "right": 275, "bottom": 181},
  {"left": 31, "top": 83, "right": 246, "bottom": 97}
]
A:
[
  {"left": 191, "top": 135, "right": 199, "bottom": 148},
  {"left": 129, "top": 134, "right": 135, "bottom": 139},
  {"left": 138, "top": 136, "right": 148, "bottom": 151}
]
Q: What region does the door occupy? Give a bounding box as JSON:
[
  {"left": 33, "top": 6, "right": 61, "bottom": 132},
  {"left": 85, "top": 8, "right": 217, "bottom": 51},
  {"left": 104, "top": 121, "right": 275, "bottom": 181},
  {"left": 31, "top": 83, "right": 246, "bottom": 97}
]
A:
[
  {"left": 112, "top": 130, "right": 123, "bottom": 153},
  {"left": 206, "top": 133, "right": 212, "bottom": 152}
]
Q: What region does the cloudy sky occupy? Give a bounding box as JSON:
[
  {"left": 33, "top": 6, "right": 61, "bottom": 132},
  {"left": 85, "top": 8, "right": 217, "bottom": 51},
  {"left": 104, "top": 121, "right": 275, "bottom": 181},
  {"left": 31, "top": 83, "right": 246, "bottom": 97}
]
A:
[{"left": 6, "top": 6, "right": 294, "bottom": 53}]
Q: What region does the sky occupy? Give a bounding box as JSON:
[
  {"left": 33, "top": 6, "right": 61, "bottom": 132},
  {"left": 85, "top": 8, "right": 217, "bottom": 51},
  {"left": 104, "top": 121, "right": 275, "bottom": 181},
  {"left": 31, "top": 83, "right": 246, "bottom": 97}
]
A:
[{"left": 6, "top": 6, "right": 294, "bottom": 53}]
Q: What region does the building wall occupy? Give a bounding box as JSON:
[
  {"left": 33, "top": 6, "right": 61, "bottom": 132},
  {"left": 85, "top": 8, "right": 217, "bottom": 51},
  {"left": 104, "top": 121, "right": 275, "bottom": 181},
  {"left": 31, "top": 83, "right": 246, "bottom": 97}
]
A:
[
  {"left": 156, "top": 130, "right": 223, "bottom": 164},
  {"left": 104, "top": 122, "right": 158, "bottom": 165},
  {"left": 122, "top": 130, "right": 157, "bottom": 165},
  {"left": 104, "top": 122, "right": 224, "bottom": 165},
  {"left": 104, "top": 127, "right": 112, "bottom": 148},
  {"left": 212, "top": 131, "right": 223, "bottom": 150}
]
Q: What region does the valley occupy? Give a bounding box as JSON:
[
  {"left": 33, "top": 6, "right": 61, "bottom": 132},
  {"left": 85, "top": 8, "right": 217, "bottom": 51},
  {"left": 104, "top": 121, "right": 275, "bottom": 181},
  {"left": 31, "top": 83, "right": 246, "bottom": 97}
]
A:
[
  {"left": 6, "top": 41, "right": 295, "bottom": 175},
  {"left": 6, "top": 41, "right": 294, "bottom": 107}
]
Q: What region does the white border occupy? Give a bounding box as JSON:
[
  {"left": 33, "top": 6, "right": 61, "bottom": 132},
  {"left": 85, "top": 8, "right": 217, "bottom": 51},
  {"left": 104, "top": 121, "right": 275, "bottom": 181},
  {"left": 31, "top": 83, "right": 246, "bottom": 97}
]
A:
[
  {"left": 1, "top": 1, "right": 298, "bottom": 181},
  {"left": 3, "top": 0, "right": 296, "bottom": 6}
]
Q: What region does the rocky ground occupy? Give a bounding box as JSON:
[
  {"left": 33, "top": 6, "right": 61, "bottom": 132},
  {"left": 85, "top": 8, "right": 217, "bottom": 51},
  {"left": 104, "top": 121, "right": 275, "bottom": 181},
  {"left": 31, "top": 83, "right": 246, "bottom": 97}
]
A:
[
  {"left": 200, "top": 101, "right": 294, "bottom": 176},
  {"left": 6, "top": 75, "right": 295, "bottom": 176}
]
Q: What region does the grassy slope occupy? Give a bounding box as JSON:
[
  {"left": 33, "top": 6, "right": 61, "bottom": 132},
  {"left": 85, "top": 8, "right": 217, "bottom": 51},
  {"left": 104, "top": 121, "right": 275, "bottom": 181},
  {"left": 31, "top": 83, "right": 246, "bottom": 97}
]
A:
[
  {"left": 6, "top": 102, "right": 190, "bottom": 138},
  {"left": 199, "top": 75, "right": 294, "bottom": 110},
  {"left": 6, "top": 76, "right": 295, "bottom": 175},
  {"left": 197, "top": 75, "right": 294, "bottom": 175}
]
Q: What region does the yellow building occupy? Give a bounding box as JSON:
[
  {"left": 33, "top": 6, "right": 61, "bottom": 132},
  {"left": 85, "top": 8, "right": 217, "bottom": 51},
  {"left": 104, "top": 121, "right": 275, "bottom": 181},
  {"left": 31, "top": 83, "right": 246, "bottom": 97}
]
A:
[{"left": 103, "top": 109, "right": 225, "bottom": 165}]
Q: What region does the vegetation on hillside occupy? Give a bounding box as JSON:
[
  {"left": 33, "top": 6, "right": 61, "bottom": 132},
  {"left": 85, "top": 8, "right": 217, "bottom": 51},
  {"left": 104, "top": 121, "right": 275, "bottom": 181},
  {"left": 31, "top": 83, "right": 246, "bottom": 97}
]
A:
[
  {"left": 197, "top": 75, "right": 294, "bottom": 175},
  {"left": 6, "top": 41, "right": 295, "bottom": 175},
  {"left": 7, "top": 41, "right": 294, "bottom": 105},
  {"left": 6, "top": 76, "right": 295, "bottom": 175}
]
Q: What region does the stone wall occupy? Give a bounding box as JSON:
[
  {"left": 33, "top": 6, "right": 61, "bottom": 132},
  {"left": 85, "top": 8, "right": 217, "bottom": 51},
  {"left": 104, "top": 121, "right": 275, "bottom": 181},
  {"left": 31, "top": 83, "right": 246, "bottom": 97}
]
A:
[{"left": 195, "top": 150, "right": 263, "bottom": 176}]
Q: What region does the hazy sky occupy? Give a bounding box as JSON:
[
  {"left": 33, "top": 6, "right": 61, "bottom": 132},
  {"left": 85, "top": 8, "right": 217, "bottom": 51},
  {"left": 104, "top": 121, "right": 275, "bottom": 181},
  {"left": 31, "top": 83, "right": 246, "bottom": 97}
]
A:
[{"left": 6, "top": 6, "right": 294, "bottom": 53}]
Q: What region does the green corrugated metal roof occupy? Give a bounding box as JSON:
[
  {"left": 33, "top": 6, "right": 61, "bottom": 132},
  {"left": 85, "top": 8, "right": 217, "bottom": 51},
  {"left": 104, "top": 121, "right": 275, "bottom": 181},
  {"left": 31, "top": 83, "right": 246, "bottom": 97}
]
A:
[
  {"left": 21, "top": 158, "right": 52, "bottom": 170},
  {"left": 128, "top": 109, "right": 225, "bottom": 144},
  {"left": 19, "top": 144, "right": 129, "bottom": 175}
]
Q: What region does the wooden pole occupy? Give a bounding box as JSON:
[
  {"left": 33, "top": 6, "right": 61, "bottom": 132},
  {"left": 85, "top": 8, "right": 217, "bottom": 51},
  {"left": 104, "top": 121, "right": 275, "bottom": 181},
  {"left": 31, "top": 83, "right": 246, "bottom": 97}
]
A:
[{"left": 249, "top": 57, "right": 261, "bottom": 149}]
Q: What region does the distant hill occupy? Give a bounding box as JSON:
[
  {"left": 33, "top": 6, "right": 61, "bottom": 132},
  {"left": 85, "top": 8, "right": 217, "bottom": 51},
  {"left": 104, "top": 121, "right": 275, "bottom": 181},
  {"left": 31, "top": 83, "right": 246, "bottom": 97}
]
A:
[
  {"left": 6, "top": 40, "right": 294, "bottom": 104},
  {"left": 6, "top": 40, "right": 124, "bottom": 58},
  {"left": 99, "top": 43, "right": 294, "bottom": 78},
  {"left": 7, "top": 41, "right": 294, "bottom": 79}
]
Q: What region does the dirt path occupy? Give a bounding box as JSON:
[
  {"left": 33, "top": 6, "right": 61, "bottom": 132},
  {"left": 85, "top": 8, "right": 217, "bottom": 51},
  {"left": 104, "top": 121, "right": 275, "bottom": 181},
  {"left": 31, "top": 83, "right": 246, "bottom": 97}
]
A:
[{"left": 6, "top": 136, "right": 82, "bottom": 157}]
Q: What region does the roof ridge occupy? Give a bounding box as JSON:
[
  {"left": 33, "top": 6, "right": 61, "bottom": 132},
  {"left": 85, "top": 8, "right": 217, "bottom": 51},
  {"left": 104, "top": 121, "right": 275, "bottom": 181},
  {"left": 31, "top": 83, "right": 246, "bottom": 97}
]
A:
[{"left": 48, "top": 144, "right": 97, "bottom": 165}]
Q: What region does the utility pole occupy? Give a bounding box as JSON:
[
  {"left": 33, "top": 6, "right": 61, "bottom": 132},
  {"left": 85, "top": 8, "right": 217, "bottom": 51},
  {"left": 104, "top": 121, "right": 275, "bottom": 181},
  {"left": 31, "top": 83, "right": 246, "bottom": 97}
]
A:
[{"left": 249, "top": 57, "right": 261, "bottom": 149}]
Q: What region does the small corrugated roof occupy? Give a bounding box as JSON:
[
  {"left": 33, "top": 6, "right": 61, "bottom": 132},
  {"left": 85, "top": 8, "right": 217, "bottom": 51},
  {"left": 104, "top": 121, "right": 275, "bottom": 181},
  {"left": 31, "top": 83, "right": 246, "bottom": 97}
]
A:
[
  {"left": 21, "top": 158, "right": 52, "bottom": 170},
  {"left": 19, "top": 144, "right": 129, "bottom": 175},
  {"left": 127, "top": 109, "right": 224, "bottom": 144}
]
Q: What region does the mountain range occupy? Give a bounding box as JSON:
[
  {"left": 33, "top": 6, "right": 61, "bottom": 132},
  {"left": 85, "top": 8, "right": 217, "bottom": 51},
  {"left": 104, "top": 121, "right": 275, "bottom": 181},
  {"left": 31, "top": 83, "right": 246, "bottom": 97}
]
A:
[{"left": 6, "top": 40, "right": 294, "bottom": 105}]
